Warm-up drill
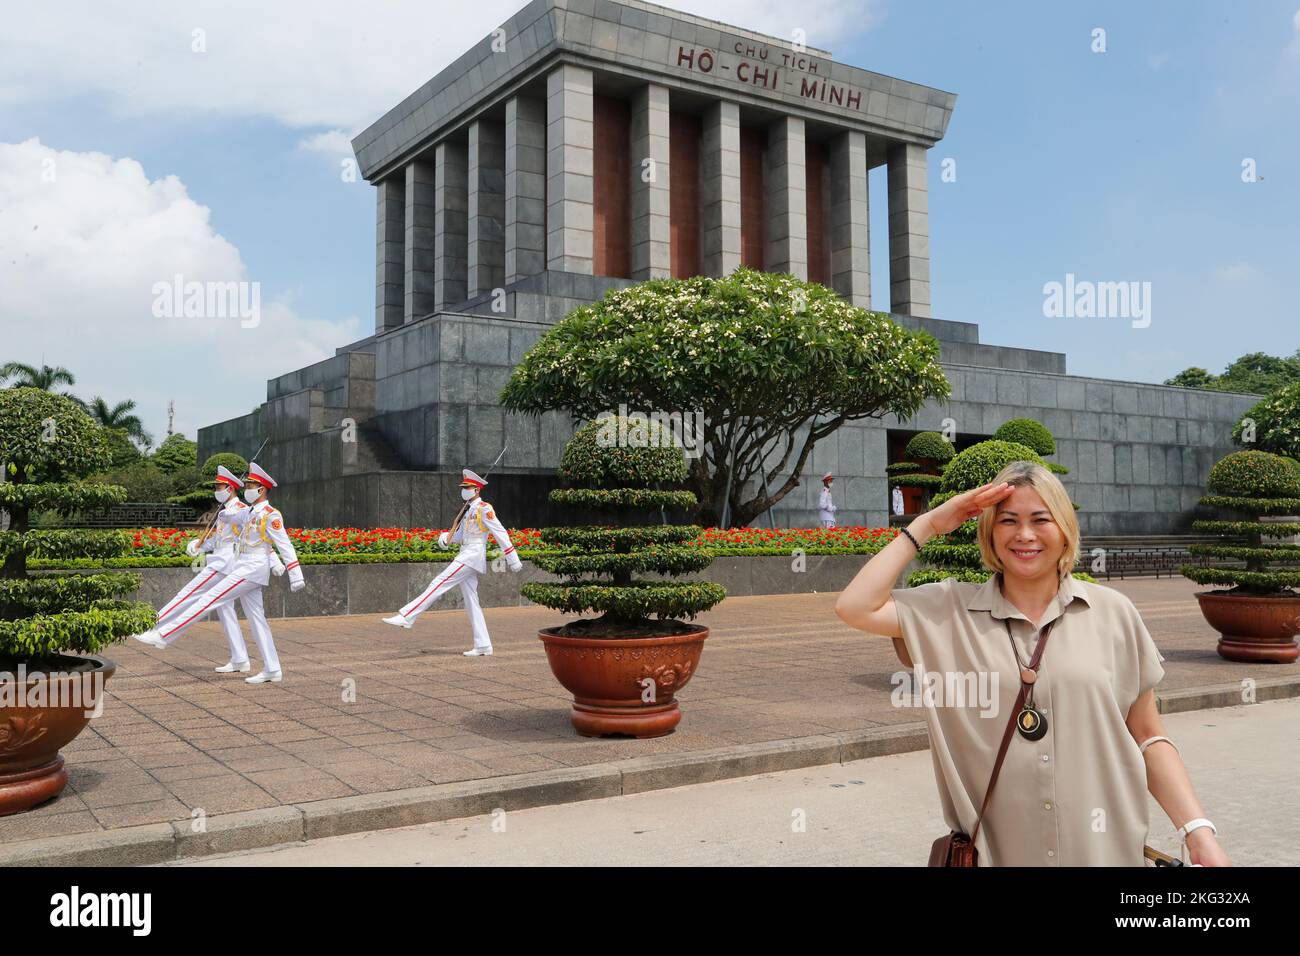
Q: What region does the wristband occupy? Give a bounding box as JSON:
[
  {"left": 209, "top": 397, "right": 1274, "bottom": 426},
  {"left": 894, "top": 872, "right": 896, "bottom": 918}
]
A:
[{"left": 1138, "top": 735, "right": 1177, "bottom": 756}]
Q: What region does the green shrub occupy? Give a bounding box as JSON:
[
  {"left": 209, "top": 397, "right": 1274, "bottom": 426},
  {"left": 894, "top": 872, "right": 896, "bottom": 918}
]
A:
[
  {"left": 1183, "top": 450, "right": 1300, "bottom": 594},
  {"left": 522, "top": 415, "right": 725, "bottom": 632},
  {"left": 904, "top": 431, "right": 956, "bottom": 462},
  {"left": 938, "top": 440, "right": 1045, "bottom": 493},
  {"left": 1205, "top": 450, "right": 1300, "bottom": 499},
  {"left": 1232, "top": 382, "right": 1300, "bottom": 459},
  {"left": 994, "top": 418, "right": 1056, "bottom": 455},
  {"left": 0, "top": 388, "right": 152, "bottom": 661}
]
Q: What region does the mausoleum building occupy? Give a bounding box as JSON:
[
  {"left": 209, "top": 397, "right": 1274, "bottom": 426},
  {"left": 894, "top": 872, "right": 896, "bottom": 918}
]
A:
[{"left": 199, "top": 0, "right": 1258, "bottom": 534}]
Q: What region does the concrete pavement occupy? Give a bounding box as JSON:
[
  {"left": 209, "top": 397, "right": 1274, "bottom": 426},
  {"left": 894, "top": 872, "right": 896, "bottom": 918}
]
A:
[{"left": 174, "top": 697, "right": 1300, "bottom": 866}]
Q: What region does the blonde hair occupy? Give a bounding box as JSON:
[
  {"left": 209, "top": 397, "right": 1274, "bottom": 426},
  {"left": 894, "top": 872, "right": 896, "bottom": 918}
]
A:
[{"left": 976, "top": 461, "right": 1080, "bottom": 580}]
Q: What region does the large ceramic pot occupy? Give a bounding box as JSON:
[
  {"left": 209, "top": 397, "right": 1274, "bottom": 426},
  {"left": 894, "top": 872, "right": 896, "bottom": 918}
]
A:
[
  {"left": 0, "top": 655, "right": 115, "bottom": 815},
  {"left": 538, "top": 626, "right": 707, "bottom": 738},
  {"left": 1195, "top": 592, "right": 1300, "bottom": 663}
]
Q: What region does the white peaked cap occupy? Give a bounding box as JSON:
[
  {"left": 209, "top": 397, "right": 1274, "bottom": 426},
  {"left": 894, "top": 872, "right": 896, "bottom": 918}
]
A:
[
  {"left": 461, "top": 468, "right": 487, "bottom": 488},
  {"left": 215, "top": 465, "right": 243, "bottom": 489},
  {"left": 247, "top": 461, "right": 277, "bottom": 487}
]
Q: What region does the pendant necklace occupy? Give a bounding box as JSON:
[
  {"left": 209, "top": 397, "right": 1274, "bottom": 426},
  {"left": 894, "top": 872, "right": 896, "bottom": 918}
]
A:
[{"left": 1005, "top": 618, "right": 1050, "bottom": 741}]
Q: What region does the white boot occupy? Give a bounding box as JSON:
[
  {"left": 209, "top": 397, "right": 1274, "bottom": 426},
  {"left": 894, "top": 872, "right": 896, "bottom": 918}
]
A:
[
  {"left": 132, "top": 630, "right": 167, "bottom": 649},
  {"left": 463, "top": 646, "right": 493, "bottom": 657},
  {"left": 215, "top": 660, "right": 251, "bottom": 673},
  {"left": 245, "top": 670, "right": 283, "bottom": 684},
  {"left": 382, "top": 614, "right": 413, "bottom": 629}
]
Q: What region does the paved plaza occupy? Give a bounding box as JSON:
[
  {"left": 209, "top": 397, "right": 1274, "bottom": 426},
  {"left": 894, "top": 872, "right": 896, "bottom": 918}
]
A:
[
  {"left": 2, "top": 577, "right": 1296, "bottom": 859},
  {"left": 178, "top": 697, "right": 1300, "bottom": 867}
]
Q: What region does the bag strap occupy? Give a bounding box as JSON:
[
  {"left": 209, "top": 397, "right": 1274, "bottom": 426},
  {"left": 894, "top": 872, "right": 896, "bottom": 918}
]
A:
[{"left": 970, "top": 618, "right": 1054, "bottom": 845}]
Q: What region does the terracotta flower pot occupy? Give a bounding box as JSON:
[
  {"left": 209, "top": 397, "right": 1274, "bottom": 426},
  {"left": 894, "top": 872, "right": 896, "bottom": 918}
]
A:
[
  {"left": 0, "top": 655, "right": 115, "bottom": 815},
  {"left": 538, "top": 626, "right": 708, "bottom": 738},
  {"left": 1195, "top": 592, "right": 1300, "bottom": 663}
]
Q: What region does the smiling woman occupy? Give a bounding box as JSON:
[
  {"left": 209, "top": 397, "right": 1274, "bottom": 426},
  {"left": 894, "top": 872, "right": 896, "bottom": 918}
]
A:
[{"left": 834, "top": 461, "right": 1232, "bottom": 868}]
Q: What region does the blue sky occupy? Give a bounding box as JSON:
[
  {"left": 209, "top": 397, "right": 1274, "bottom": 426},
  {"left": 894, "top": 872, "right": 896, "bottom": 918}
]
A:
[{"left": 1, "top": 0, "right": 1296, "bottom": 442}]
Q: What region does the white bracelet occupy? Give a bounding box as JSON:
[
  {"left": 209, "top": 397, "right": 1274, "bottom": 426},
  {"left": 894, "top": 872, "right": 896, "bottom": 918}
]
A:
[
  {"left": 1138, "top": 735, "right": 1177, "bottom": 756},
  {"left": 1177, "top": 818, "right": 1216, "bottom": 842}
]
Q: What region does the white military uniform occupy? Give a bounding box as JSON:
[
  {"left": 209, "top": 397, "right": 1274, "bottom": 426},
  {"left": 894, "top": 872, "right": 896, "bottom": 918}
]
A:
[
  {"left": 818, "top": 474, "right": 837, "bottom": 528},
  {"left": 892, "top": 485, "right": 905, "bottom": 516},
  {"left": 392, "top": 469, "right": 522, "bottom": 652},
  {"left": 157, "top": 486, "right": 251, "bottom": 665},
  {"left": 156, "top": 463, "right": 303, "bottom": 679}
]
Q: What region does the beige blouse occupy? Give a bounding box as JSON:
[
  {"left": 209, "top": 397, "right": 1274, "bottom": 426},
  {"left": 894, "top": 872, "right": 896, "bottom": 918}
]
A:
[{"left": 891, "top": 571, "right": 1166, "bottom": 866}]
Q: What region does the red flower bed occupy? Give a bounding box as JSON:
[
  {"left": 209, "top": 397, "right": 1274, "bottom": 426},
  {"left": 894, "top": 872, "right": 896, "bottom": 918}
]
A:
[{"left": 122, "top": 525, "right": 893, "bottom": 557}]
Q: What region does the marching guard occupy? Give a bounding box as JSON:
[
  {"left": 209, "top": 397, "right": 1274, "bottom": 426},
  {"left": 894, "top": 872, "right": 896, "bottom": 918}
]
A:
[
  {"left": 383, "top": 469, "right": 522, "bottom": 655},
  {"left": 134, "top": 462, "right": 304, "bottom": 684},
  {"left": 130, "top": 465, "right": 252, "bottom": 673},
  {"left": 818, "top": 471, "right": 837, "bottom": 528}
]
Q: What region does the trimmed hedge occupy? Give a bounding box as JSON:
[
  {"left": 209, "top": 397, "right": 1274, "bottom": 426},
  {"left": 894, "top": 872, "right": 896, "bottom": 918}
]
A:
[
  {"left": 904, "top": 431, "right": 956, "bottom": 462},
  {"left": 994, "top": 418, "right": 1056, "bottom": 456},
  {"left": 1181, "top": 450, "right": 1300, "bottom": 593},
  {"left": 547, "top": 487, "right": 697, "bottom": 511}
]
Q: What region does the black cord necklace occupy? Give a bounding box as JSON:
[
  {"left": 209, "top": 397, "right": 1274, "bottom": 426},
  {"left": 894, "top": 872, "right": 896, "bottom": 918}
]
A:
[{"left": 1005, "top": 618, "right": 1049, "bottom": 741}]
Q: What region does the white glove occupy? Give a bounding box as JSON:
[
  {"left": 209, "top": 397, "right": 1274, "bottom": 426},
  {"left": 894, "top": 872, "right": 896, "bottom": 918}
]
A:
[
  {"left": 270, "top": 553, "right": 286, "bottom": 576},
  {"left": 508, "top": 559, "right": 523, "bottom": 573},
  {"left": 290, "top": 579, "right": 305, "bottom": 592},
  {"left": 437, "top": 531, "right": 450, "bottom": 549},
  {"left": 185, "top": 538, "right": 201, "bottom": 557}
]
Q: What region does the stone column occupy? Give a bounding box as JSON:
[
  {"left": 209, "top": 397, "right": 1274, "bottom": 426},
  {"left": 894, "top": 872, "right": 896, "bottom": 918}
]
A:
[
  {"left": 629, "top": 83, "right": 671, "bottom": 280},
  {"left": 402, "top": 161, "right": 436, "bottom": 323},
  {"left": 434, "top": 140, "right": 469, "bottom": 310},
  {"left": 546, "top": 63, "right": 594, "bottom": 274},
  {"left": 701, "top": 100, "right": 741, "bottom": 277},
  {"left": 765, "top": 116, "right": 807, "bottom": 279},
  {"left": 887, "top": 142, "right": 931, "bottom": 317},
  {"left": 375, "top": 175, "right": 405, "bottom": 333},
  {"left": 829, "top": 130, "right": 870, "bottom": 308},
  {"left": 505, "top": 95, "right": 547, "bottom": 284},
  {"left": 468, "top": 119, "right": 506, "bottom": 299}
]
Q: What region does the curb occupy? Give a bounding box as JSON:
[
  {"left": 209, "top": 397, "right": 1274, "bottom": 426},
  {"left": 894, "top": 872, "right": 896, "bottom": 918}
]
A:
[{"left": 4, "top": 676, "right": 1297, "bottom": 866}]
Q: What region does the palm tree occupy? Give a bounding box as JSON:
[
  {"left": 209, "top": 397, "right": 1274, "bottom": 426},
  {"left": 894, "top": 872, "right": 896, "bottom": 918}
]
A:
[
  {"left": 88, "top": 396, "right": 153, "bottom": 449},
  {"left": 1, "top": 362, "right": 77, "bottom": 391}
]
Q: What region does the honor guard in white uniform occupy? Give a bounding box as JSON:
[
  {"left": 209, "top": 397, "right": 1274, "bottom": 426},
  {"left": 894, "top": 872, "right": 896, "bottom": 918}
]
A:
[
  {"left": 134, "top": 462, "right": 304, "bottom": 684},
  {"left": 383, "top": 469, "right": 522, "bottom": 655},
  {"left": 130, "top": 466, "right": 253, "bottom": 673},
  {"left": 818, "top": 472, "right": 837, "bottom": 528}
]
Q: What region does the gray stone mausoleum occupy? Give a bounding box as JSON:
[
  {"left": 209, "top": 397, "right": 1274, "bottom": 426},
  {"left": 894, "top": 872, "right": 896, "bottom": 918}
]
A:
[{"left": 199, "top": 0, "right": 1259, "bottom": 534}]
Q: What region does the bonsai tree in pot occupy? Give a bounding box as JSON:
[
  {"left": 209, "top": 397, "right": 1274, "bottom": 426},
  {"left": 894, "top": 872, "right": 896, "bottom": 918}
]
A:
[
  {"left": 0, "top": 388, "right": 154, "bottom": 814},
  {"left": 525, "top": 416, "right": 726, "bottom": 738},
  {"left": 1180, "top": 450, "right": 1300, "bottom": 662}
]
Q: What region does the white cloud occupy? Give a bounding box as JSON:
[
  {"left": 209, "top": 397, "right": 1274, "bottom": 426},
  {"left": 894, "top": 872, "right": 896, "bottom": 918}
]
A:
[
  {"left": 1215, "top": 262, "right": 1259, "bottom": 282},
  {"left": 0, "top": 1, "right": 879, "bottom": 132},
  {"left": 1289, "top": 10, "right": 1300, "bottom": 57},
  {"left": 298, "top": 130, "right": 357, "bottom": 156},
  {"left": 0, "top": 138, "right": 360, "bottom": 441}
]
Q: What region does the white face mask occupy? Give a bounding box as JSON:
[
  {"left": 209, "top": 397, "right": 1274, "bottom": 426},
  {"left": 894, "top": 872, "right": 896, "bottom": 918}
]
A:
[
  {"left": 244, "top": 488, "right": 261, "bottom": 504},
  {"left": 214, "top": 488, "right": 231, "bottom": 503},
  {"left": 461, "top": 488, "right": 476, "bottom": 501}
]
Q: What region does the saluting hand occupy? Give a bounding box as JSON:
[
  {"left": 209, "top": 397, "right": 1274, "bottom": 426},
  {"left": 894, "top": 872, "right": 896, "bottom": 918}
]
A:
[{"left": 920, "top": 481, "right": 1015, "bottom": 536}]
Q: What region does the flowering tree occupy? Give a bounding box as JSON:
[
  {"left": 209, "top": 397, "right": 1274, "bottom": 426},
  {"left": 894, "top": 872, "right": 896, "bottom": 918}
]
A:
[{"left": 500, "top": 269, "right": 951, "bottom": 526}]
